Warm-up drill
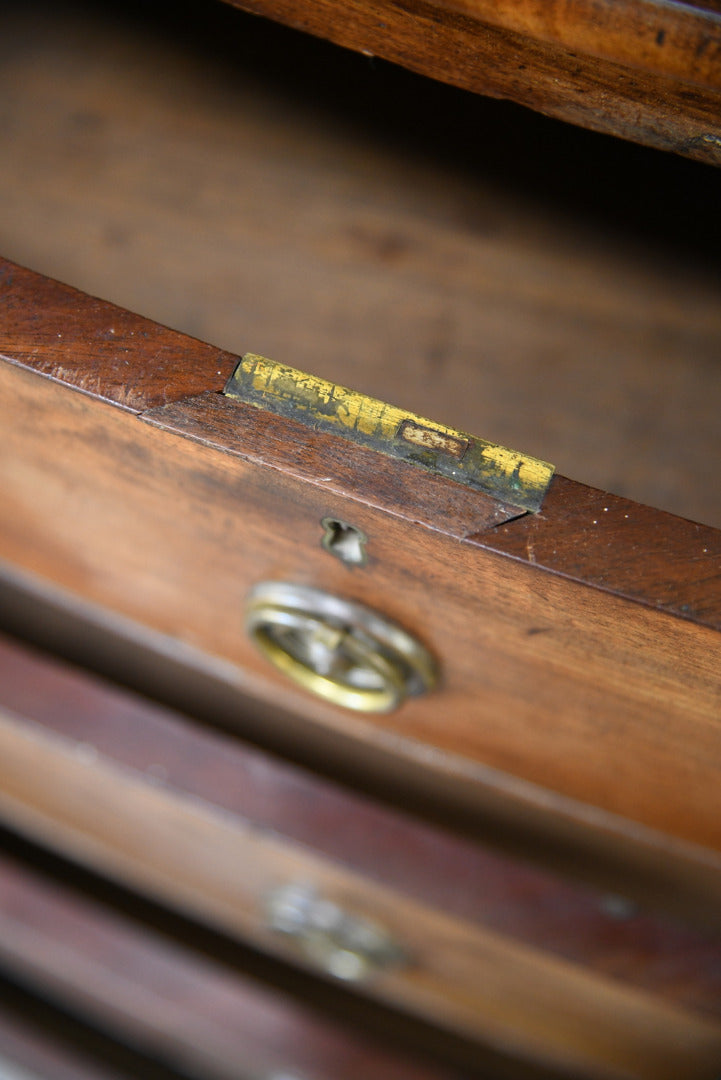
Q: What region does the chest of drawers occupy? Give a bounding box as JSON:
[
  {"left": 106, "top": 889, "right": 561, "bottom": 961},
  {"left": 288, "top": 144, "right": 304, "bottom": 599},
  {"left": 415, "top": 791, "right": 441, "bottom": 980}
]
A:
[{"left": 1, "top": 1, "right": 720, "bottom": 1077}]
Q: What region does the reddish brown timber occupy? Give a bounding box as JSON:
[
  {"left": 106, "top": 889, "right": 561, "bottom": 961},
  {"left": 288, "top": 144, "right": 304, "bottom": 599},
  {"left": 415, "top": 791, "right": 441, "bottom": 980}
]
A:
[
  {"left": 1, "top": 259, "right": 720, "bottom": 860},
  {"left": 222, "top": 0, "right": 721, "bottom": 163},
  {"left": 151, "top": 390, "right": 721, "bottom": 628},
  {"left": 1, "top": 258, "right": 719, "bottom": 624},
  {"left": 1, "top": 637, "right": 721, "bottom": 1078},
  {"left": 0, "top": 259, "right": 238, "bottom": 411},
  {"left": 0, "top": 847, "right": 454, "bottom": 1080},
  {"left": 434, "top": 0, "right": 721, "bottom": 90},
  {"left": 1, "top": 560, "right": 720, "bottom": 937},
  {"left": 0, "top": 632, "right": 719, "bottom": 1023}
]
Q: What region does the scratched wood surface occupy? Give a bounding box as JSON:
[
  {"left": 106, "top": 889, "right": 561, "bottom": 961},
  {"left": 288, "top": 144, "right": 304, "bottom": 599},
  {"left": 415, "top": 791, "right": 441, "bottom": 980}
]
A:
[
  {"left": 225, "top": 0, "right": 721, "bottom": 161},
  {"left": 1, "top": 641, "right": 721, "bottom": 1079},
  {"left": 1, "top": 0, "right": 720, "bottom": 527},
  {"left": 1, "top": 262, "right": 720, "bottom": 880},
  {"left": 2, "top": 259, "right": 720, "bottom": 629}
]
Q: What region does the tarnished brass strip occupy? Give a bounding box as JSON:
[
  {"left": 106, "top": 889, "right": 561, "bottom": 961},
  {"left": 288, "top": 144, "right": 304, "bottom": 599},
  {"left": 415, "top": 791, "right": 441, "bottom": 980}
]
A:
[{"left": 224, "top": 354, "right": 554, "bottom": 512}]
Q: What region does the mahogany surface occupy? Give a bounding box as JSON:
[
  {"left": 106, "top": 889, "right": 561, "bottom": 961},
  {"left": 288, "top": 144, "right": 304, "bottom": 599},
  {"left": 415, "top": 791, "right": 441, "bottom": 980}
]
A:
[
  {"left": 3, "top": 0, "right": 720, "bottom": 527},
  {"left": 0, "top": 846, "right": 454, "bottom": 1080},
  {"left": 226, "top": 0, "right": 721, "bottom": 162},
  {"left": 2, "top": 6, "right": 720, "bottom": 1078},
  {"left": 1, "top": 632, "right": 719, "bottom": 1021},
  {"left": 1, "top": 635, "right": 720, "bottom": 1078},
  {"left": 2, "top": 258, "right": 719, "bottom": 627},
  {"left": 1, "top": 259, "right": 720, "bottom": 875}
]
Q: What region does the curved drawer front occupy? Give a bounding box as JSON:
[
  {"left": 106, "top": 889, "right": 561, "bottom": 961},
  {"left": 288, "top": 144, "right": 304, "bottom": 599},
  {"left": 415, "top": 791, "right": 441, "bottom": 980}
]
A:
[{"left": 0, "top": 634, "right": 720, "bottom": 1080}]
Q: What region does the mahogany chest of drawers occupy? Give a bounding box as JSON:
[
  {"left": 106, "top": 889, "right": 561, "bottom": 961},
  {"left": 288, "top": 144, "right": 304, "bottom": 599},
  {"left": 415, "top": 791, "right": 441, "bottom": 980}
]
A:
[{"left": 1, "top": 1, "right": 720, "bottom": 1077}]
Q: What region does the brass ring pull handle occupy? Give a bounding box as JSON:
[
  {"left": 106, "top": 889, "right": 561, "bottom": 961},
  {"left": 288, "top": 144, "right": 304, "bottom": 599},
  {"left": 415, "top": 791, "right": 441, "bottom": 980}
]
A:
[{"left": 246, "top": 583, "right": 437, "bottom": 713}]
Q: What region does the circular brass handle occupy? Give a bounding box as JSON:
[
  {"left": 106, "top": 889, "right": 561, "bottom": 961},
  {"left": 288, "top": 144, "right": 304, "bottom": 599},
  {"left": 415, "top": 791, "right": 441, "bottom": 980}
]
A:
[{"left": 246, "top": 583, "right": 437, "bottom": 713}]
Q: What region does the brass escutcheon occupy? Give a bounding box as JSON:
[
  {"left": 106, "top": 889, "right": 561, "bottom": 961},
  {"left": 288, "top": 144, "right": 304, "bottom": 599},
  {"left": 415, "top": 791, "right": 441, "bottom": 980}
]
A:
[{"left": 245, "top": 582, "right": 437, "bottom": 713}]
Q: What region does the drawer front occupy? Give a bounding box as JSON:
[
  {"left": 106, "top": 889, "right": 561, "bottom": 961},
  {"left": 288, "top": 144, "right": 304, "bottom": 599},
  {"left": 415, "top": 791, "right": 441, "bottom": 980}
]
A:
[
  {"left": 1, "top": 634, "right": 720, "bottom": 1080},
  {"left": 0, "top": 843, "right": 453, "bottom": 1080},
  {"left": 1, "top": 259, "right": 720, "bottom": 879}
]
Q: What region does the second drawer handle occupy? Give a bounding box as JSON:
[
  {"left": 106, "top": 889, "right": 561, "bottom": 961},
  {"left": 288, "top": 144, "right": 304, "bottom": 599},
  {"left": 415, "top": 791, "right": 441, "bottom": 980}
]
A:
[{"left": 265, "top": 881, "right": 406, "bottom": 982}]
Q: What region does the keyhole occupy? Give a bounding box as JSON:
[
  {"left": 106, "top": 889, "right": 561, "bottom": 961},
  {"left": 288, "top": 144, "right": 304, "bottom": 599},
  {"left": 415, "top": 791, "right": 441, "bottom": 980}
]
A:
[{"left": 321, "top": 518, "right": 367, "bottom": 566}]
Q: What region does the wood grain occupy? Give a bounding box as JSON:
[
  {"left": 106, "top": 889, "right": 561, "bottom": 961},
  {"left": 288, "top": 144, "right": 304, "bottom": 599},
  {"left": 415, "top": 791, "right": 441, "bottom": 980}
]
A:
[
  {"left": 1, "top": 264, "right": 720, "bottom": 867},
  {"left": 2, "top": 559, "right": 719, "bottom": 933},
  {"left": 1, "top": 631, "right": 719, "bottom": 1021},
  {"left": 436, "top": 0, "right": 721, "bottom": 89},
  {"left": 0, "top": 849, "right": 450, "bottom": 1080},
  {"left": 1, "top": 708, "right": 721, "bottom": 1079},
  {"left": 2, "top": 257, "right": 719, "bottom": 625},
  {"left": 226, "top": 0, "right": 721, "bottom": 161},
  {"left": 0, "top": 262, "right": 238, "bottom": 412},
  {"left": 3, "top": 5, "right": 721, "bottom": 527},
  {"left": 148, "top": 391, "right": 721, "bottom": 628},
  {"left": 479, "top": 475, "right": 721, "bottom": 627}
]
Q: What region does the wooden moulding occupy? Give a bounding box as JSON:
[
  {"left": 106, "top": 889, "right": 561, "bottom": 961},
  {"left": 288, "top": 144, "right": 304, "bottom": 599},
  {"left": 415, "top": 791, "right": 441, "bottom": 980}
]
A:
[
  {"left": 224, "top": 0, "right": 721, "bottom": 163},
  {"left": 1, "top": 633, "right": 721, "bottom": 1079},
  {"left": 1, "top": 258, "right": 721, "bottom": 863}
]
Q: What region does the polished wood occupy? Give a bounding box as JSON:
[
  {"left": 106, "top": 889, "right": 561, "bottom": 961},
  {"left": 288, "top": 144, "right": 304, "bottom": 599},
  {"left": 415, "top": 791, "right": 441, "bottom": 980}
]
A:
[
  {"left": 151, "top": 391, "right": 721, "bottom": 627},
  {"left": 1, "top": 260, "right": 719, "bottom": 869},
  {"left": 1, "top": 648, "right": 721, "bottom": 1078},
  {"left": 1, "top": 632, "right": 719, "bottom": 1021},
  {"left": 437, "top": 1, "right": 721, "bottom": 88},
  {"left": 0, "top": 262, "right": 237, "bottom": 411},
  {"left": 2, "top": 5, "right": 720, "bottom": 1077},
  {"left": 0, "top": 848, "right": 449, "bottom": 1080},
  {"left": 2, "top": 258, "right": 719, "bottom": 627},
  {"left": 482, "top": 475, "right": 721, "bottom": 627},
  {"left": 1, "top": 559, "right": 718, "bottom": 932},
  {"left": 3, "top": 0, "right": 721, "bottom": 528},
  {"left": 226, "top": 0, "right": 721, "bottom": 161}
]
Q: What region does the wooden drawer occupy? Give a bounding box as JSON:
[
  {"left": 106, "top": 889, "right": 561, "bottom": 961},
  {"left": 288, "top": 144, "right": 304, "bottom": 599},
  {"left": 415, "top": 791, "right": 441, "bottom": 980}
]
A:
[
  {"left": 1, "top": 257, "right": 720, "bottom": 909},
  {"left": 0, "top": 838, "right": 453, "bottom": 1080},
  {"left": 1, "top": 3, "right": 720, "bottom": 1077},
  {"left": 1, "top": 632, "right": 720, "bottom": 1079},
  {"left": 224, "top": 0, "right": 721, "bottom": 162}
]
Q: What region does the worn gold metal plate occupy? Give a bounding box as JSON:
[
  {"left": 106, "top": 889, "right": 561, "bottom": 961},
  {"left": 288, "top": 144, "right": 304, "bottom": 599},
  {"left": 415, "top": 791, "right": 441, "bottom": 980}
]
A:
[{"left": 224, "top": 354, "right": 554, "bottom": 513}]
